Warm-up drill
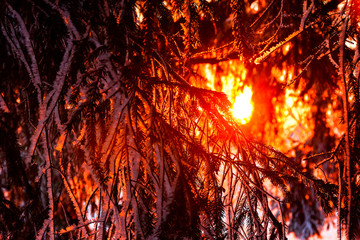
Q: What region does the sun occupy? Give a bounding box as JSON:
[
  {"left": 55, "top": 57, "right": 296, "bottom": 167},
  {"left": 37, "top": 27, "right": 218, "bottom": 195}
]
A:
[{"left": 232, "top": 86, "right": 254, "bottom": 124}]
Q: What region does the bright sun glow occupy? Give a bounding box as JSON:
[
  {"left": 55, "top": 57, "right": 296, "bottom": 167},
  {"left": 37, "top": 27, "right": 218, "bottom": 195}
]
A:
[{"left": 232, "top": 86, "right": 253, "bottom": 124}]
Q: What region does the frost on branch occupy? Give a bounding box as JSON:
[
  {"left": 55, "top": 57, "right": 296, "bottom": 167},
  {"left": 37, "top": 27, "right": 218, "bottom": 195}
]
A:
[{"left": 1, "top": 1, "right": 358, "bottom": 239}]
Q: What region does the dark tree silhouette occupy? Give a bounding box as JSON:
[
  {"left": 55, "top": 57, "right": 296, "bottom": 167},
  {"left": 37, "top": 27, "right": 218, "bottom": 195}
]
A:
[{"left": 0, "top": 0, "right": 359, "bottom": 239}]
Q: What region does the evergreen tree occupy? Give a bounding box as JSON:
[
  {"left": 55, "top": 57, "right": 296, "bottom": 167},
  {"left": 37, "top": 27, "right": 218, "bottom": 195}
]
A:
[{"left": 0, "top": 0, "right": 359, "bottom": 239}]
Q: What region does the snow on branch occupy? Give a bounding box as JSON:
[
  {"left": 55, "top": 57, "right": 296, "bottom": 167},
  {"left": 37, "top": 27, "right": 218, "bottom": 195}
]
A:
[
  {"left": 254, "top": 28, "right": 303, "bottom": 64},
  {"left": 101, "top": 94, "right": 130, "bottom": 159},
  {"left": 35, "top": 219, "right": 50, "bottom": 240},
  {"left": 325, "top": 38, "right": 340, "bottom": 69},
  {"left": 5, "top": 4, "right": 42, "bottom": 105},
  {"left": 52, "top": 167, "right": 90, "bottom": 237},
  {"left": 300, "top": 0, "right": 315, "bottom": 30},
  {"left": 0, "top": 93, "right": 10, "bottom": 113},
  {"left": 41, "top": 132, "right": 55, "bottom": 240},
  {"left": 43, "top": 0, "right": 80, "bottom": 40},
  {"left": 26, "top": 38, "right": 75, "bottom": 165}
]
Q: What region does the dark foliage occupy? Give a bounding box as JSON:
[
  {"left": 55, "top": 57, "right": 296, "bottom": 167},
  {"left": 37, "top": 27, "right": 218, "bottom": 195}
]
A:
[{"left": 0, "top": 0, "right": 359, "bottom": 239}]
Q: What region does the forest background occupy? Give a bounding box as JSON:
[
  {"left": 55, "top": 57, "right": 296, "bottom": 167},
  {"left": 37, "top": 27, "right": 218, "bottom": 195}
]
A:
[{"left": 1, "top": 0, "right": 360, "bottom": 239}]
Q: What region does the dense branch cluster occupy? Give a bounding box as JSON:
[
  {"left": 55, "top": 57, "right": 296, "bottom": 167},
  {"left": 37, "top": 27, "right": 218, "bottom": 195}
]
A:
[{"left": 0, "top": 0, "right": 359, "bottom": 239}]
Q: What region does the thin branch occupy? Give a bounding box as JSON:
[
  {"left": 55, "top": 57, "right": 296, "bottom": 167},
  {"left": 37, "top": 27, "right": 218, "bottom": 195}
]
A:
[
  {"left": 300, "top": 0, "right": 315, "bottom": 30},
  {"left": 26, "top": 37, "right": 75, "bottom": 164},
  {"left": 339, "top": 13, "right": 351, "bottom": 240},
  {"left": 3, "top": 6, "right": 43, "bottom": 105},
  {"left": 250, "top": 0, "right": 278, "bottom": 29}
]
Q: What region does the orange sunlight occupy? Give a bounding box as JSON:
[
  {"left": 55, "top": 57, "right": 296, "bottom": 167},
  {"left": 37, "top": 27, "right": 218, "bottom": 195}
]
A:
[{"left": 232, "top": 85, "right": 253, "bottom": 124}]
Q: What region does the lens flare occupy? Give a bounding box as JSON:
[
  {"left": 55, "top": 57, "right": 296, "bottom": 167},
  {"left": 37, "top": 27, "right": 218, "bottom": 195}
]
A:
[{"left": 232, "top": 86, "right": 253, "bottom": 124}]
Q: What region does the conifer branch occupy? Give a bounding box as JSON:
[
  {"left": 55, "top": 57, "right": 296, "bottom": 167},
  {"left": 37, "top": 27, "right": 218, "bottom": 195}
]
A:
[
  {"left": 339, "top": 14, "right": 351, "bottom": 240},
  {"left": 5, "top": 4, "right": 42, "bottom": 105}
]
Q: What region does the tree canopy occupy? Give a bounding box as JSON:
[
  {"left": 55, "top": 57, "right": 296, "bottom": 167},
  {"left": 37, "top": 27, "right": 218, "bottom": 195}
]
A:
[{"left": 0, "top": 0, "right": 359, "bottom": 239}]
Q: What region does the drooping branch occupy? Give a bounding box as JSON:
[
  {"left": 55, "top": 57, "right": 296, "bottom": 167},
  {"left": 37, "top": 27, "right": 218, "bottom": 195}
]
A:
[
  {"left": 5, "top": 4, "right": 42, "bottom": 105},
  {"left": 26, "top": 37, "right": 75, "bottom": 164},
  {"left": 339, "top": 14, "right": 351, "bottom": 240},
  {"left": 300, "top": 0, "right": 315, "bottom": 30}
]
